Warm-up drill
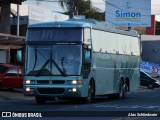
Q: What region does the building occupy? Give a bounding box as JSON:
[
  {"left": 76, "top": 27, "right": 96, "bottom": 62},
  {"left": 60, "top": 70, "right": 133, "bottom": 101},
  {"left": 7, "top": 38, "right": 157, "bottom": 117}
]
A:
[
  {"left": 141, "top": 35, "right": 160, "bottom": 64},
  {"left": 0, "top": 0, "right": 26, "bottom": 65},
  {"left": 0, "top": 0, "right": 69, "bottom": 65},
  {"left": 146, "top": 15, "right": 156, "bottom": 35}
]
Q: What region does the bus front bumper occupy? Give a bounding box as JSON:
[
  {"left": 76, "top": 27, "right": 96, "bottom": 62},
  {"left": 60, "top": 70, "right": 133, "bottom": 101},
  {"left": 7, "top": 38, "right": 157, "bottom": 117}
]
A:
[{"left": 24, "top": 84, "right": 87, "bottom": 98}]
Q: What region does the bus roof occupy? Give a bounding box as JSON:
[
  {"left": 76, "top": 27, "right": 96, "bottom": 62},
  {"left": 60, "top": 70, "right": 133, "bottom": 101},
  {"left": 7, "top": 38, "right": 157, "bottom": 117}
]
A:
[
  {"left": 28, "top": 19, "right": 139, "bottom": 37},
  {"left": 28, "top": 20, "right": 91, "bottom": 28}
]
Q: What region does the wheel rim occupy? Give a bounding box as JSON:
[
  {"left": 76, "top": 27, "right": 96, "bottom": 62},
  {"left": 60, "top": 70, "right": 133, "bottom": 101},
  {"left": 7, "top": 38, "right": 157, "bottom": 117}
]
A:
[
  {"left": 119, "top": 83, "right": 127, "bottom": 99},
  {"left": 88, "top": 85, "right": 92, "bottom": 102},
  {"left": 120, "top": 87, "right": 123, "bottom": 98},
  {"left": 123, "top": 84, "right": 127, "bottom": 97}
]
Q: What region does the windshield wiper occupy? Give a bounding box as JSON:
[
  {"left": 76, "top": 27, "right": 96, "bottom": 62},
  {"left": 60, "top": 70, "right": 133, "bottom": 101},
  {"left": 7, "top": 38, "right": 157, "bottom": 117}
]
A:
[
  {"left": 61, "top": 57, "right": 67, "bottom": 75},
  {"left": 36, "top": 59, "right": 67, "bottom": 77},
  {"left": 32, "top": 48, "right": 37, "bottom": 71}
]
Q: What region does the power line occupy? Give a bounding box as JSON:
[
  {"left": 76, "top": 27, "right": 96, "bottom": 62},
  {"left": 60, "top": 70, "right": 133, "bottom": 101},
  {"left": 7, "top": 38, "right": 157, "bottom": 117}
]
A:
[
  {"left": 102, "top": 0, "right": 151, "bottom": 16},
  {"left": 104, "top": 0, "right": 151, "bottom": 10}
]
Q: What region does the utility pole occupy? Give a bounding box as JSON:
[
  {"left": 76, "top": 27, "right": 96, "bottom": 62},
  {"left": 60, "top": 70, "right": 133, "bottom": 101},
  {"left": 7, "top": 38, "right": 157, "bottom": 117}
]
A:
[
  {"left": 17, "top": 0, "right": 20, "bottom": 36},
  {"left": 69, "top": 0, "right": 74, "bottom": 19}
]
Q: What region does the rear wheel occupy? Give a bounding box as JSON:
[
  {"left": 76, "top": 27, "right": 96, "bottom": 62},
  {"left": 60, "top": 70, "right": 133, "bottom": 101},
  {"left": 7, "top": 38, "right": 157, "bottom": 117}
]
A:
[
  {"left": 117, "top": 81, "right": 128, "bottom": 99},
  {"left": 35, "top": 96, "right": 46, "bottom": 104}
]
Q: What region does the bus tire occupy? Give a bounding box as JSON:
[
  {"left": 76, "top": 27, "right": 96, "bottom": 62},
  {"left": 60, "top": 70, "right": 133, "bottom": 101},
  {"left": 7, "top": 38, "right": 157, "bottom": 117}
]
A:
[
  {"left": 83, "top": 82, "right": 94, "bottom": 103},
  {"left": 117, "top": 81, "right": 127, "bottom": 99},
  {"left": 35, "top": 96, "right": 46, "bottom": 104}
]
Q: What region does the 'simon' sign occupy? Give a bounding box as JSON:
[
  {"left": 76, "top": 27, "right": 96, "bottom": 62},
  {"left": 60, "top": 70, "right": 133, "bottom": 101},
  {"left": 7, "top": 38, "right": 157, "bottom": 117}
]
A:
[{"left": 105, "top": 0, "right": 151, "bottom": 27}]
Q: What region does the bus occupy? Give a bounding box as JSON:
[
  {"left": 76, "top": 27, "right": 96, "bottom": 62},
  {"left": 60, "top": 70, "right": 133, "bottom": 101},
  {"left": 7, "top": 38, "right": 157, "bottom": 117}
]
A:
[{"left": 24, "top": 19, "right": 140, "bottom": 104}]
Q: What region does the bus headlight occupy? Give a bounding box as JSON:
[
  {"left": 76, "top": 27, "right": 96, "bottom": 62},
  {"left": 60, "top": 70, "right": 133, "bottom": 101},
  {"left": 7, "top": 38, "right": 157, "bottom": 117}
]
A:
[
  {"left": 26, "top": 80, "right": 31, "bottom": 84},
  {"left": 67, "top": 80, "right": 83, "bottom": 85},
  {"left": 25, "top": 80, "right": 36, "bottom": 84},
  {"left": 25, "top": 87, "right": 34, "bottom": 95},
  {"left": 26, "top": 87, "right": 30, "bottom": 92},
  {"left": 72, "top": 80, "right": 77, "bottom": 84},
  {"left": 72, "top": 88, "right": 77, "bottom": 92}
]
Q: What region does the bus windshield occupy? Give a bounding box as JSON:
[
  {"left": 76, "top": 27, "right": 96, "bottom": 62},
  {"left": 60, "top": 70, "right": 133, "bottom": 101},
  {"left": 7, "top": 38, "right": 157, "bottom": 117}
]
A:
[{"left": 26, "top": 45, "right": 82, "bottom": 76}]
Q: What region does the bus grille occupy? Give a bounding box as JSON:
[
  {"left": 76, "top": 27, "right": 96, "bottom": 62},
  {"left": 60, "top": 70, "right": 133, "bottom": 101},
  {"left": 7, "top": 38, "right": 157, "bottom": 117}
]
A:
[
  {"left": 37, "top": 80, "right": 65, "bottom": 84},
  {"left": 37, "top": 88, "right": 64, "bottom": 94}
]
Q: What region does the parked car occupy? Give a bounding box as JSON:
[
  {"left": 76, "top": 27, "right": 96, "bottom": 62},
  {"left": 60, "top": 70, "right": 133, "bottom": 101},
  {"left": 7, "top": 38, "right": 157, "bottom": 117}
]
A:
[
  {"left": 140, "top": 70, "right": 160, "bottom": 89},
  {"left": 0, "top": 64, "right": 24, "bottom": 89}
]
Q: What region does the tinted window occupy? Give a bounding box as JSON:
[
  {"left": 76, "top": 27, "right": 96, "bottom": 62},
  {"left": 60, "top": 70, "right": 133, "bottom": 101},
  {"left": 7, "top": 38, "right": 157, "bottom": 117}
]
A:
[
  {"left": 141, "top": 72, "right": 149, "bottom": 79},
  {"left": 6, "top": 68, "right": 18, "bottom": 76},
  {"left": 17, "top": 50, "right": 22, "bottom": 62},
  {"left": 26, "top": 45, "right": 82, "bottom": 76},
  {"left": 27, "top": 28, "right": 82, "bottom": 42},
  {"left": 140, "top": 72, "right": 145, "bottom": 77},
  {"left": 0, "top": 65, "right": 8, "bottom": 74}
]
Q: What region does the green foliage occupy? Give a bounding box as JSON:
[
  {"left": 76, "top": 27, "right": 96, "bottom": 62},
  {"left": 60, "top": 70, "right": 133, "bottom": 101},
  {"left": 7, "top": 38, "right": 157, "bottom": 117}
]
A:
[{"left": 59, "top": 0, "right": 104, "bottom": 21}]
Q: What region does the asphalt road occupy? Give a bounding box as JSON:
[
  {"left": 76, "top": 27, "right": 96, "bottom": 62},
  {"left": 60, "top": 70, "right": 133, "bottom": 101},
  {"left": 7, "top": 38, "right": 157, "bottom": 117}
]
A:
[{"left": 0, "top": 87, "right": 160, "bottom": 120}]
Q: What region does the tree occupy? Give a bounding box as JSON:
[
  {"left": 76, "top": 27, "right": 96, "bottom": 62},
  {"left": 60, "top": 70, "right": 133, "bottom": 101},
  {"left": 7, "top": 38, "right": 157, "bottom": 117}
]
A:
[
  {"left": 59, "top": 0, "right": 104, "bottom": 21},
  {"left": 60, "top": 0, "right": 90, "bottom": 15}
]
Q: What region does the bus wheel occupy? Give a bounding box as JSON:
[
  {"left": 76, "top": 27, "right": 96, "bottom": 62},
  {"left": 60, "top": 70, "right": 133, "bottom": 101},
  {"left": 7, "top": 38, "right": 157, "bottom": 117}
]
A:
[
  {"left": 83, "top": 82, "right": 94, "bottom": 103},
  {"left": 118, "top": 81, "right": 127, "bottom": 99},
  {"left": 35, "top": 96, "right": 46, "bottom": 104}
]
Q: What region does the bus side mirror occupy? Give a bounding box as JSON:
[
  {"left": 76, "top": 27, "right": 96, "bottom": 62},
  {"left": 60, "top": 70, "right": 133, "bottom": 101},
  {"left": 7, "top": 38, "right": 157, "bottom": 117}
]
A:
[{"left": 85, "top": 51, "right": 91, "bottom": 63}]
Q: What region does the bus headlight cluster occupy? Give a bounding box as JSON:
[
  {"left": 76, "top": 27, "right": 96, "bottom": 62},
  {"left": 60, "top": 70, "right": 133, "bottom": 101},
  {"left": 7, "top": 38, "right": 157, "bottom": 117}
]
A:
[
  {"left": 68, "top": 88, "right": 77, "bottom": 92},
  {"left": 25, "top": 87, "right": 34, "bottom": 95},
  {"left": 67, "top": 80, "right": 83, "bottom": 85},
  {"left": 26, "top": 80, "right": 31, "bottom": 84},
  {"left": 26, "top": 87, "right": 30, "bottom": 92},
  {"left": 72, "top": 88, "right": 77, "bottom": 92},
  {"left": 25, "top": 80, "right": 36, "bottom": 84}
]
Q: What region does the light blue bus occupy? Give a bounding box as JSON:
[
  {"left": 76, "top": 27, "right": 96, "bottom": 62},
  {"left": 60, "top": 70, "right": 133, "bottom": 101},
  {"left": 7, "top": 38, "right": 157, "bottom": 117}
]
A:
[{"left": 24, "top": 19, "right": 140, "bottom": 104}]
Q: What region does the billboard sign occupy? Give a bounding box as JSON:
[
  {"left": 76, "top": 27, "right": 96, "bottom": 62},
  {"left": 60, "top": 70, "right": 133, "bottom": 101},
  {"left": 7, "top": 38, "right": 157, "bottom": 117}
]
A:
[
  {"left": 140, "top": 61, "right": 160, "bottom": 75},
  {"left": 28, "top": 6, "right": 69, "bottom": 25},
  {"left": 105, "top": 0, "right": 151, "bottom": 27}
]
